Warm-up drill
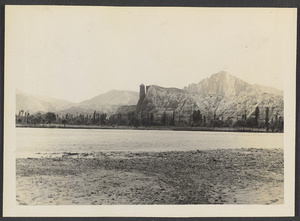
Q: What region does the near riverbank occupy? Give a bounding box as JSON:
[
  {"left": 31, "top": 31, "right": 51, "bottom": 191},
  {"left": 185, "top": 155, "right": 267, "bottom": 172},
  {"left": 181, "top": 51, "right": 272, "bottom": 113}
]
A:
[{"left": 16, "top": 148, "right": 283, "bottom": 205}]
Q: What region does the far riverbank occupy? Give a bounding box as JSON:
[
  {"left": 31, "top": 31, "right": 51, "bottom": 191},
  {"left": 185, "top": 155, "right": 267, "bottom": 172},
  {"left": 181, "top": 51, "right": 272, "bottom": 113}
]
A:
[{"left": 15, "top": 124, "right": 282, "bottom": 133}]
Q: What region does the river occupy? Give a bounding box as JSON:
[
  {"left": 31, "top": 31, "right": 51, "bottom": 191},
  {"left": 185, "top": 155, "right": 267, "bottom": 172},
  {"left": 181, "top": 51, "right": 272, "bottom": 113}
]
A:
[{"left": 16, "top": 128, "right": 283, "bottom": 158}]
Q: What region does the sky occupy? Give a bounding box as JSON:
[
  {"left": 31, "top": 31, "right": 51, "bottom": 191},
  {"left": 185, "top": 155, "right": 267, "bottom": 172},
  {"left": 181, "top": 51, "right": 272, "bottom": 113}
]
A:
[{"left": 6, "top": 6, "right": 297, "bottom": 103}]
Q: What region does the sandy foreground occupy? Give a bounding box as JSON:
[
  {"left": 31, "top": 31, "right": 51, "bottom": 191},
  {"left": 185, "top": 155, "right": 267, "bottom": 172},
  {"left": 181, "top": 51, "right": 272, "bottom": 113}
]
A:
[{"left": 16, "top": 148, "right": 283, "bottom": 205}]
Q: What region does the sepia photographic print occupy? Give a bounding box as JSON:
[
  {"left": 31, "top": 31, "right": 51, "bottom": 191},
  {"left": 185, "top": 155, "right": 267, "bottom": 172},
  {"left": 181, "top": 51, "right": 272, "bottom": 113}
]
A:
[{"left": 3, "top": 6, "right": 296, "bottom": 217}]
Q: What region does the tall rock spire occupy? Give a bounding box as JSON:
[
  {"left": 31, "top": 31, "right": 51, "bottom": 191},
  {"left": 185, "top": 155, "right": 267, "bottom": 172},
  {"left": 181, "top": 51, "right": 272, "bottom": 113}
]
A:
[{"left": 139, "top": 84, "right": 146, "bottom": 100}]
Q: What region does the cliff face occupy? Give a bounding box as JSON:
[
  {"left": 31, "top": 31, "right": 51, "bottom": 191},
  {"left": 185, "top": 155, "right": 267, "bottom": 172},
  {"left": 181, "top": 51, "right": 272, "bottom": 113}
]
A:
[
  {"left": 135, "top": 71, "right": 283, "bottom": 125},
  {"left": 136, "top": 85, "right": 199, "bottom": 125}
]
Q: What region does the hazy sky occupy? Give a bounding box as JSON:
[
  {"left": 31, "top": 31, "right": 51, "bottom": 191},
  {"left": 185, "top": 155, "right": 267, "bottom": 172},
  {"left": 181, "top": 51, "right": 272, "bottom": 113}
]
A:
[{"left": 6, "top": 6, "right": 297, "bottom": 102}]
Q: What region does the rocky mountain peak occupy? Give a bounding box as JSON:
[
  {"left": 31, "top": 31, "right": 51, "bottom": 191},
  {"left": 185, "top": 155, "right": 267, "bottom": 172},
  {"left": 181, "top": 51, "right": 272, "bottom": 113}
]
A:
[
  {"left": 210, "top": 70, "right": 232, "bottom": 80},
  {"left": 184, "top": 71, "right": 253, "bottom": 97}
]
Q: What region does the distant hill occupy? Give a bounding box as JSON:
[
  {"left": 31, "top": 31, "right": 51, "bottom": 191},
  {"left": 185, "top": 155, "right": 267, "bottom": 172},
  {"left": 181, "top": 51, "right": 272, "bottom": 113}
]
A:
[
  {"left": 79, "top": 90, "right": 138, "bottom": 110},
  {"left": 35, "top": 95, "right": 76, "bottom": 111},
  {"left": 60, "top": 90, "right": 139, "bottom": 115},
  {"left": 16, "top": 89, "right": 139, "bottom": 116},
  {"left": 16, "top": 89, "right": 75, "bottom": 114}
]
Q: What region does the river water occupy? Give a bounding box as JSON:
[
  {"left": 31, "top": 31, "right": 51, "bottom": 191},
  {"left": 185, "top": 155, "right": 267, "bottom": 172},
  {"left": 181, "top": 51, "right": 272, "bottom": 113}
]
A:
[{"left": 16, "top": 128, "right": 283, "bottom": 157}]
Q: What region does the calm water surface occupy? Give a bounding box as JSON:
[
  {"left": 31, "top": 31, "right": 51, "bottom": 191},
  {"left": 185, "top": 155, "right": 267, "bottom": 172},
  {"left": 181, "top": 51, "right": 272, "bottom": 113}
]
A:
[{"left": 16, "top": 128, "right": 283, "bottom": 157}]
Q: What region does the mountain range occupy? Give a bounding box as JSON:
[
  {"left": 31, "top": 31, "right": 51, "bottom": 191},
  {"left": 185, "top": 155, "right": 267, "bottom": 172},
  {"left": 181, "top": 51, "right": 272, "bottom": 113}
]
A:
[
  {"left": 16, "top": 89, "right": 139, "bottom": 115},
  {"left": 16, "top": 71, "right": 283, "bottom": 123},
  {"left": 134, "top": 71, "right": 283, "bottom": 124}
]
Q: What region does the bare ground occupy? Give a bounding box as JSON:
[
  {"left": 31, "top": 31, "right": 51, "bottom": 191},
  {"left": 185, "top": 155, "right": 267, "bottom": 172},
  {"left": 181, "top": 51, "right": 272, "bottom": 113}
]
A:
[{"left": 16, "top": 148, "right": 283, "bottom": 205}]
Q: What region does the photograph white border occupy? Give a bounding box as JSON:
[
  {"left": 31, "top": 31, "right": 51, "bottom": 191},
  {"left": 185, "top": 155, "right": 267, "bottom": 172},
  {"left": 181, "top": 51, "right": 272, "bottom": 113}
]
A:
[{"left": 3, "top": 6, "right": 297, "bottom": 217}]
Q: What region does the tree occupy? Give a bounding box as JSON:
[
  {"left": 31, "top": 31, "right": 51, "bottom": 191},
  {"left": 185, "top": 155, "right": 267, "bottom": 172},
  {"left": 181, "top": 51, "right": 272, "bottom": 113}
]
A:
[
  {"left": 170, "top": 111, "right": 175, "bottom": 126},
  {"left": 203, "top": 115, "right": 206, "bottom": 126},
  {"left": 142, "top": 113, "right": 151, "bottom": 127},
  {"left": 192, "top": 111, "right": 198, "bottom": 125},
  {"left": 240, "top": 119, "right": 246, "bottom": 130},
  {"left": 117, "top": 113, "right": 122, "bottom": 126},
  {"left": 255, "top": 106, "right": 260, "bottom": 129},
  {"left": 265, "top": 107, "right": 269, "bottom": 132},
  {"left": 36, "top": 113, "right": 44, "bottom": 125},
  {"left": 197, "top": 110, "right": 202, "bottom": 126},
  {"left": 18, "top": 110, "right": 24, "bottom": 124},
  {"left": 192, "top": 110, "right": 202, "bottom": 126},
  {"left": 277, "top": 116, "right": 284, "bottom": 132},
  {"left": 161, "top": 111, "right": 166, "bottom": 126},
  {"left": 270, "top": 118, "right": 274, "bottom": 132},
  {"left": 280, "top": 118, "right": 284, "bottom": 132},
  {"left": 246, "top": 117, "right": 256, "bottom": 130},
  {"left": 25, "top": 112, "right": 29, "bottom": 124},
  {"left": 109, "top": 115, "right": 116, "bottom": 126},
  {"left": 234, "top": 119, "right": 246, "bottom": 130},
  {"left": 61, "top": 119, "right": 67, "bottom": 127},
  {"left": 225, "top": 118, "right": 233, "bottom": 130},
  {"left": 212, "top": 120, "right": 220, "bottom": 128},
  {"left": 45, "top": 112, "right": 56, "bottom": 126},
  {"left": 75, "top": 118, "right": 83, "bottom": 125},
  {"left": 223, "top": 121, "right": 230, "bottom": 128},
  {"left": 133, "top": 118, "right": 140, "bottom": 128},
  {"left": 85, "top": 114, "right": 89, "bottom": 125},
  {"left": 19, "top": 110, "right": 24, "bottom": 117},
  {"left": 100, "top": 113, "right": 107, "bottom": 125},
  {"left": 93, "top": 111, "right": 96, "bottom": 125},
  {"left": 150, "top": 113, "right": 154, "bottom": 126}
]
